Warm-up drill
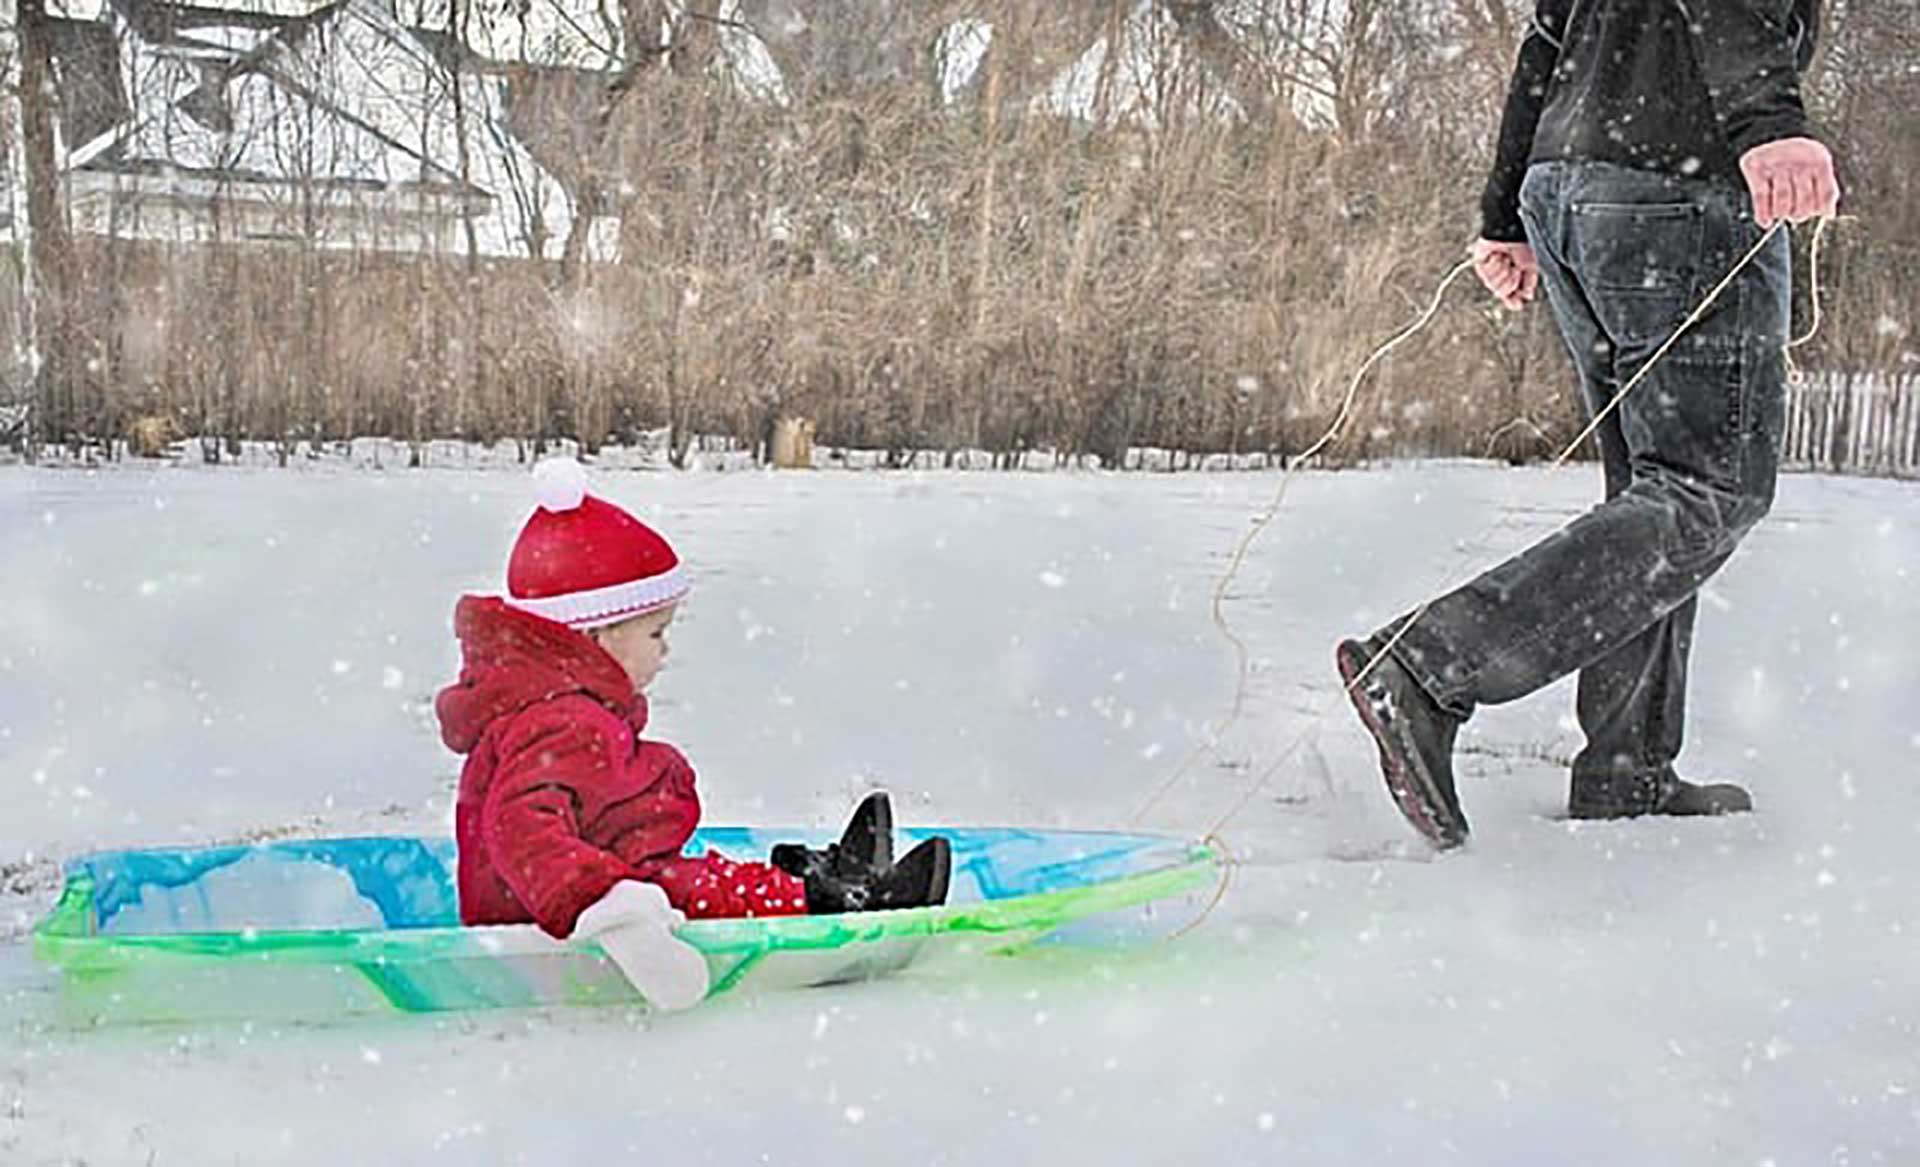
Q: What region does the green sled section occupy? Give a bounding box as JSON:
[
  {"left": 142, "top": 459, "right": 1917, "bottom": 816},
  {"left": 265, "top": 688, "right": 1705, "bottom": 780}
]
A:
[{"left": 33, "top": 828, "right": 1223, "bottom": 1024}]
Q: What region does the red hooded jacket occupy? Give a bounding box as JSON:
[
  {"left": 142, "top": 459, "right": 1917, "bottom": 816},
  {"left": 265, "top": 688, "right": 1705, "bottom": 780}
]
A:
[{"left": 437, "top": 596, "right": 806, "bottom": 937}]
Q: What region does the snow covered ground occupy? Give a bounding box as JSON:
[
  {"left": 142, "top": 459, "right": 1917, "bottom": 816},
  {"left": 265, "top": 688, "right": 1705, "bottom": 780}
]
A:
[{"left": 1, "top": 461, "right": 1915, "bottom": 1165}]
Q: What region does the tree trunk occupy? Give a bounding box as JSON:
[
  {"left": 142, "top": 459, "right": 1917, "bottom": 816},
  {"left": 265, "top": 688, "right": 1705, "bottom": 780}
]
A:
[{"left": 16, "top": 0, "right": 74, "bottom": 448}]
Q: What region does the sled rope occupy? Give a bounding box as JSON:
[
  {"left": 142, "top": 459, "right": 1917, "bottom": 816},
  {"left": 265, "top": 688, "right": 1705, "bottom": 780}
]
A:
[
  {"left": 1163, "top": 830, "right": 1236, "bottom": 942},
  {"left": 1127, "top": 256, "right": 1480, "bottom": 828},
  {"left": 1144, "top": 215, "right": 1838, "bottom": 933},
  {"left": 1784, "top": 214, "right": 1836, "bottom": 384}
]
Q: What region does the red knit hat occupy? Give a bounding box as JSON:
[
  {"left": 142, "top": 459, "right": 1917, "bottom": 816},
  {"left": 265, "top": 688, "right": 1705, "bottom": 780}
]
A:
[{"left": 502, "top": 458, "right": 690, "bottom": 630}]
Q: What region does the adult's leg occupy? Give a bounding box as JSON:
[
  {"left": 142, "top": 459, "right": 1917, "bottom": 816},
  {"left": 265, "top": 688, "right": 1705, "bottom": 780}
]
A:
[
  {"left": 1496, "top": 167, "right": 1711, "bottom": 813},
  {"left": 1387, "top": 164, "right": 1790, "bottom": 752},
  {"left": 1335, "top": 161, "right": 1611, "bottom": 847},
  {"left": 1561, "top": 170, "right": 1791, "bottom": 814}
]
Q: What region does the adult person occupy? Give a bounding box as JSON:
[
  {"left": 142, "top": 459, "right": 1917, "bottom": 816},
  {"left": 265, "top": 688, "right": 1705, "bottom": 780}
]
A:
[{"left": 1337, "top": 0, "right": 1840, "bottom": 848}]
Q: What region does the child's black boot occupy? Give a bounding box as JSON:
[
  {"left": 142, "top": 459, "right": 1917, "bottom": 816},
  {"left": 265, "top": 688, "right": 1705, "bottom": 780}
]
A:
[
  {"left": 771, "top": 793, "right": 951, "bottom": 915},
  {"left": 770, "top": 791, "right": 893, "bottom": 885},
  {"left": 794, "top": 836, "right": 951, "bottom": 914}
]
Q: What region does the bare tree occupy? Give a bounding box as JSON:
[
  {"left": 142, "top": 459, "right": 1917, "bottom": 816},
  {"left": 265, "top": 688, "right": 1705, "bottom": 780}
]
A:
[
  {"left": 12, "top": 0, "right": 1912, "bottom": 475},
  {"left": 0, "top": 3, "right": 33, "bottom": 456},
  {"left": 13, "top": 0, "right": 73, "bottom": 452}
]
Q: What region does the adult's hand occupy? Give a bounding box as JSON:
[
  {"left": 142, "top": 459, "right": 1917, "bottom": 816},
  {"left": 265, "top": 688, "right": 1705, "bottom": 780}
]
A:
[
  {"left": 1471, "top": 239, "right": 1539, "bottom": 312},
  {"left": 1739, "top": 137, "right": 1840, "bottom": 229}
]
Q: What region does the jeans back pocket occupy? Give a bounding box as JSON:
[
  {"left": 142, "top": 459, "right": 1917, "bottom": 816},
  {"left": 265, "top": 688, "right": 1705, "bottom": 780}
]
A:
[
  {"left": 1570, "top": 201, "right": 1708, "bottom": 344},
  {"left": 1570, "top": 202, "right": 1706, "bottom": 292}
]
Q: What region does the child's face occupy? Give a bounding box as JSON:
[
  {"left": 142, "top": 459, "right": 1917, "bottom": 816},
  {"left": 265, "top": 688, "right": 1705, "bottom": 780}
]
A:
[{"left": 591, "top": 605, "right": 675, "bottom": 690}]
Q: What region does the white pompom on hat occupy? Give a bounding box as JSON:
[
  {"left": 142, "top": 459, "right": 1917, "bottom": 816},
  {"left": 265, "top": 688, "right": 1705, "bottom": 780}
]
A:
[
  {"left": 502, "top": 457, "right": 690, "bottom": 630},
  {"left": 531, "top": 454, "right": 589, "bottom": 513}
]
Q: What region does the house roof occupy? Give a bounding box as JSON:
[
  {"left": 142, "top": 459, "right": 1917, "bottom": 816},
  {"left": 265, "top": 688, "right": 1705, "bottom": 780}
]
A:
[
  {"left": 42, "top": 0, "right": 795, "bottom": 212},
  {"left": 70, "top": 0, "right": 485, "bottom": 196},
  {"left": 16, "top": 0, "right": 585, "bottom": 257}
]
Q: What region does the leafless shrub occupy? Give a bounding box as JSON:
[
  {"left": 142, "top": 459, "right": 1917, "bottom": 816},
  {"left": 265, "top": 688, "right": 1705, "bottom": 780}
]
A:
[{"left": 6, "top": 0, "right": 1907, "bottom": 467}]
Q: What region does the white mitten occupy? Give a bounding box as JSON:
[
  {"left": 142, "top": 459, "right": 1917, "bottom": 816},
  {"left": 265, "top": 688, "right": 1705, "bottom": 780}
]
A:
[{"left": 570, "top": 881, "right": 710, "bottom": 1011}]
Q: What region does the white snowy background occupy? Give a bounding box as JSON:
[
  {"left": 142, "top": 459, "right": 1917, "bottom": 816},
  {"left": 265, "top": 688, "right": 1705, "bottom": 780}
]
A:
[{"left": 1, "top": 460, "right": 1916, "bottom": 1164}]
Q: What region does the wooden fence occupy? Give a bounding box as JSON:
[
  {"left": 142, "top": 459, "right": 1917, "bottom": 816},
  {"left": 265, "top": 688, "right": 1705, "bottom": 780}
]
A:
[{"left": 1782, "top": 374, "right": 1920, "bottom": 479}]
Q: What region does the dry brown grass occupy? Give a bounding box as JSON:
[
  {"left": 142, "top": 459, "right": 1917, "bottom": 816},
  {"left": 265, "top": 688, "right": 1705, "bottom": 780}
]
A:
[{"left": 7, "top": 0, "right": 1911, "bottom": 468}]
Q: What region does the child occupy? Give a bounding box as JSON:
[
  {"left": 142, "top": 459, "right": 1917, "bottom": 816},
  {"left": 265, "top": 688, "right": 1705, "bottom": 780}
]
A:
[{"left": 436, "top": 458, "right": 950, "bottom": 1008}]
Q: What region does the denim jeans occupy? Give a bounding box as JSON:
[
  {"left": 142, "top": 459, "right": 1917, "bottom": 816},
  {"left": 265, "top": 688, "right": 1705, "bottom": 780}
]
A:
[{"left": 1387, "top": 160, "right": 1792, "bottom": 813}]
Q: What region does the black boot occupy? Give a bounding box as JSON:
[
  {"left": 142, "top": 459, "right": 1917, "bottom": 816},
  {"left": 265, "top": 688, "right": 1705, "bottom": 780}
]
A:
[
  {"left": 1337, "top": 636, "right": 1470, "bottom": 850},
  {"left": 772, "top": 795, "right": 952, "bottom": 915},
  {"left": 1659, "top": 777, "right": 1753, "bottom": 816},
  {"left": 872, "top": 837, "right": 951, "bottom": 911},
  {"left": 786, "top": 837, "right": 952, "bottom": 915},
  {"left": 770, "top": 791, "right": 893, "bottom": 885},
  {"left": 1569, "top": 765, "right": 1752, "bottom": 819}
]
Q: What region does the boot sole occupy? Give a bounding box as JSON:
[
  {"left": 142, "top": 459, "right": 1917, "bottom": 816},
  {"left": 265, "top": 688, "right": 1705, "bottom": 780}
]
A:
[
  {"left": 1336, "top": 640, "right": 1469, "bottom": 851},
  {"left": 1567, "top": 793, "right": 1754, "bottom": 820}
]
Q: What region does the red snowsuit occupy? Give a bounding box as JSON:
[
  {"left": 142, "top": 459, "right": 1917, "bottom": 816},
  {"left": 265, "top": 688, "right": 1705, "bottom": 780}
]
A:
[{"left": 437, "top": 596, "right": 807, "bottom": 937}]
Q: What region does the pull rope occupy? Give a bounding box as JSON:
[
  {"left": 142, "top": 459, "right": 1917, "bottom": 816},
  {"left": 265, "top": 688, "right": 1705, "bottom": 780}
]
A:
[
  {"left": 1149, "top": 214, "right": 1841, "bottom": 929},
  {"left": 1785, "top": 215, "right": 1836, "bottom": 384},
  {"left": 1127, "top": 258, "right": 1478, "bottom": 828}
]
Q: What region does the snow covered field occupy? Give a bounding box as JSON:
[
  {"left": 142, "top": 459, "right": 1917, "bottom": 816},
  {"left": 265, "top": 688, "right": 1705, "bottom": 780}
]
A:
[{"left": 1, "top": 462, "right": 1915, "bottom": 1165}]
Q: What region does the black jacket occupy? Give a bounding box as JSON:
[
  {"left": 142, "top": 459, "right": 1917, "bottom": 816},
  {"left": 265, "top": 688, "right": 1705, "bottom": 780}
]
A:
[{"left": 1480, "top": 0, "right": 1821, "bottom": 242}]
